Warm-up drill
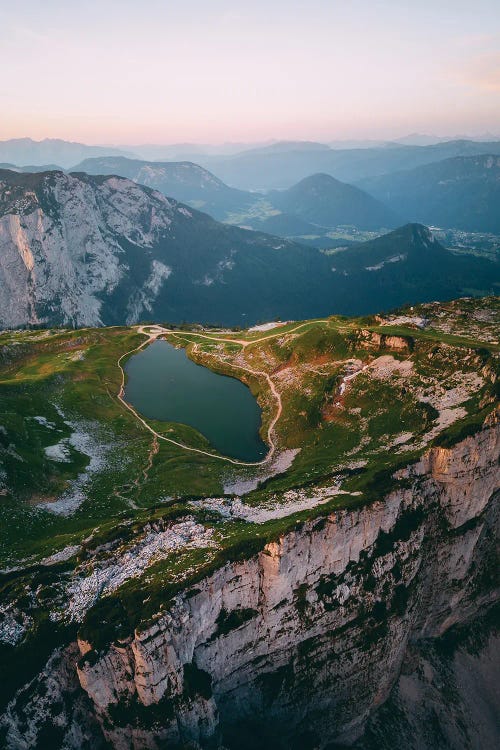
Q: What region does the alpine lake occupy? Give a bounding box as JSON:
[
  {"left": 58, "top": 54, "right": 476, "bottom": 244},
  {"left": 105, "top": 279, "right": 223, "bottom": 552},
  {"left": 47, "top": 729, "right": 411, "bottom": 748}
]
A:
[{"left": 124, "top": 339, "right": 268, "bottom": 462}]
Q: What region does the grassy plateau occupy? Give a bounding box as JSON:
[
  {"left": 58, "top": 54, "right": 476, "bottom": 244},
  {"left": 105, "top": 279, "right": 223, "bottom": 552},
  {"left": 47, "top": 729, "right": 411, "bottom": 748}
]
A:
[{"left": 0, "top": 296, "right": 498, "bottom": 706}]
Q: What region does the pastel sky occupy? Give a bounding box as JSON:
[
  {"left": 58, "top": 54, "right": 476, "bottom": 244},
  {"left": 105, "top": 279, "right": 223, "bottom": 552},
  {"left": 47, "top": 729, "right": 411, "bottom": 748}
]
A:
[{"left": 1, "top": 0, "right": 499, "bottom": 144}]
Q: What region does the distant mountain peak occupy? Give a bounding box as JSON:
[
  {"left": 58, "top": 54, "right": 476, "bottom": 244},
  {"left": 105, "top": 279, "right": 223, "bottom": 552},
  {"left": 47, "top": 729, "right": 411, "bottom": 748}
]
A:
[
  {"left": 270, "top": 172, "right": 398, "bottom": 230},
  {"left": 293, "top": 173, "right": 342, "bottom": 187},
  {"left": 399, "top": 222, "right": 435, "bottom": 239}
]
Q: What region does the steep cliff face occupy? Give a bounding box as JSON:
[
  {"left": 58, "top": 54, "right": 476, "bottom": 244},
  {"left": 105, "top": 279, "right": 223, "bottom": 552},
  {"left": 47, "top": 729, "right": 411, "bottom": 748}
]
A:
[
  {"left": 76, "top": 418, "right": 499, "bottom": 750},
  {"left": 358, "top": 330, "right": 412, "bottom": 352},
  {"left": 0, "top": 170, "right": 176, "bottom": 328}
]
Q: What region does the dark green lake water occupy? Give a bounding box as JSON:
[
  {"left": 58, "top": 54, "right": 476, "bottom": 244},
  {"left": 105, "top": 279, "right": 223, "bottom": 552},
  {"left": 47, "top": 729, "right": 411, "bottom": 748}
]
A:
[{"left": 124, "top": 340, "right": 267, "bottom": 462}]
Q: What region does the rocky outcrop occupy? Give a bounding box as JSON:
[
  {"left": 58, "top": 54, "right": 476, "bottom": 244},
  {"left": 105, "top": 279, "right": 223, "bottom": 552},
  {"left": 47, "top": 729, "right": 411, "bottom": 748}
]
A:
[
  {"left": 359, "top": 330, "right": 412, "bottom": 352},
  {"left": 77, "top": 418, "right": 499, "bottom": 750}
]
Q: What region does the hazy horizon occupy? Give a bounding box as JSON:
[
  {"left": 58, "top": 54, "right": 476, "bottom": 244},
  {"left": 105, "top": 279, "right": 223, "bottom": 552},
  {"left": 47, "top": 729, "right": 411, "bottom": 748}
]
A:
[
  {"left": 1, "top": 0, "right": 499, "bottom": 145},
  {"left": 2, "top": 131, "right": 500, "bottom": 149}
]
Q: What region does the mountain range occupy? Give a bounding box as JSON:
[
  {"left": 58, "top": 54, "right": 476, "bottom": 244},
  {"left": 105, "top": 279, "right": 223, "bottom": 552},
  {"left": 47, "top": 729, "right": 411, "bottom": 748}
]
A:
[
  {"left": 71, "top": 157, "right": 399, "bottom": 231},
  {"left": 4, "top": 137, "right": 500, "bottom": 191},
  {"left": 0, "top": 138, "right": 133, "bottom": 169},
  {"left": 191, "top": 139, "right": 500, "bottom": 190},
  {"left": 0, "top": 168, "right": 497, "bottom": 329},
  {"left": 358, "top": 154, "right": 500, "bottom": 233},
  {"left": 0, "top": 162, "right": 63, "bottom": 173},
  {"left": 71, "top": 156, "right": 255, "bottom": 222},
  {"left": 4, "top": 139, "right": 500, "bottom": 235},
  {"left": 71, "top": 154, "right": 500, "bottom": 237}
]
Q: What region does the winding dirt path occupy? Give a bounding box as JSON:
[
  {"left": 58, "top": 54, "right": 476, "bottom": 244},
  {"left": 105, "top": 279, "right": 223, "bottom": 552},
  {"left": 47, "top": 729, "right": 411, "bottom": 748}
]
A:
[
  {"left": 116, "top": 320, "right": 333, "bottom": 467},
  {"left": 139, "top": 319, "right": 333, "bottom": 349}
]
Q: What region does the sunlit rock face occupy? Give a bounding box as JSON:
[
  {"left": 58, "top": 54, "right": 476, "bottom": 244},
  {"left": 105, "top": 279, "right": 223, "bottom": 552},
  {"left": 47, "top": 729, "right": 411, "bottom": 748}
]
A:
[
  {"left": 76, "top": 419, "right": 499, "bottom": 750},
  {"left": 0, "top": 171, "right": 177, "bottom": 328}
]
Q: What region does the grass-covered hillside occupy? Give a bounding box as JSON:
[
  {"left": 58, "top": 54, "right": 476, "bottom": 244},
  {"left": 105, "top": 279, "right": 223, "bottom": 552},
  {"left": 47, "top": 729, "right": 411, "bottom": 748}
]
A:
[{"left": 0, "top": 297, "right": 498, "bottom": 708}]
